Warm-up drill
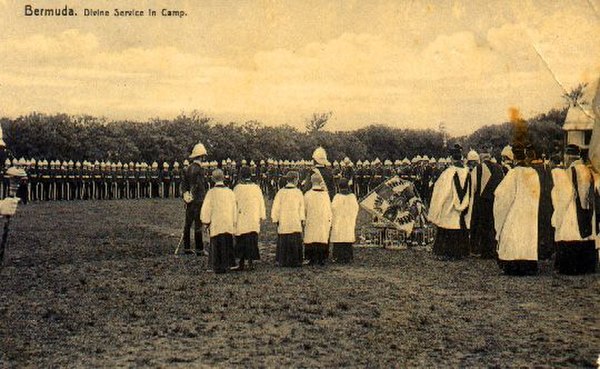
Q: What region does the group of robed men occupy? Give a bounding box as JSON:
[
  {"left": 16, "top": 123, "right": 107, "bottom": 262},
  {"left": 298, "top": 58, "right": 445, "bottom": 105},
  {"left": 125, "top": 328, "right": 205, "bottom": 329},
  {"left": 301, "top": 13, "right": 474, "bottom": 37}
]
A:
[
  {"left": 181, "top": 143, "right": 360, "bottom": 273},
  {"left": 429, "top": 142, "right": 599, "bottom": 275}
]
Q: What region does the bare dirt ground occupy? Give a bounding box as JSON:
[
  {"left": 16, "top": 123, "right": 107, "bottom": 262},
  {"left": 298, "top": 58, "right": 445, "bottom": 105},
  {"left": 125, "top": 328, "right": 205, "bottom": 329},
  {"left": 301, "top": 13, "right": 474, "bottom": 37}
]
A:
[{"left": 0, "top": 199, "right": 598, "bottom": 368}]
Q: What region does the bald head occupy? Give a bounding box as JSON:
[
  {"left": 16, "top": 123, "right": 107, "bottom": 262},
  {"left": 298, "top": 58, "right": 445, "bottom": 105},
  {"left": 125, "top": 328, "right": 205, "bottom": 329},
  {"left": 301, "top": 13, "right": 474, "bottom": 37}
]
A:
[{"left": 212, "top": 169, "right": 224, "bottom": 183}]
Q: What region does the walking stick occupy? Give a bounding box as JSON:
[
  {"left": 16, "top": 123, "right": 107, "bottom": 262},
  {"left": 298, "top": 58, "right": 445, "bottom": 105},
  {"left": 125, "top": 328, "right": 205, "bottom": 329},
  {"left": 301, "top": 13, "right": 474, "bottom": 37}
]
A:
[
  {"left": 0, "top": 167, "right": 27, "bottom": 265},
  {"left": 174, "top": 203, "right": 188, "bottom": 255}
]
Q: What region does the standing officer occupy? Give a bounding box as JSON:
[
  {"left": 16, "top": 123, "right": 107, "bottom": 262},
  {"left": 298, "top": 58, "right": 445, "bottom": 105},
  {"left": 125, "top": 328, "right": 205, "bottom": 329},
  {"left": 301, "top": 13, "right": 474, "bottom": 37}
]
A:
[
  {"left": 181, "top": 142, "right": 208, "bottom": 255},
  {"left": 161, "top": 162, "right": 171, "bottom": 198},
  {"left": 172, "top": 162, "right": 181, "bottom": 198}
]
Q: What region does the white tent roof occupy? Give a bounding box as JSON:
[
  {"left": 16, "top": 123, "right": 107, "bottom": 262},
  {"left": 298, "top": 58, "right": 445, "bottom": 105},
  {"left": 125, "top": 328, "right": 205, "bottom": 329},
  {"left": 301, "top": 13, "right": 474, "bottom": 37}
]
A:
[
  {"left": 563, "top": 106, "right": 594, "bottom": 131},
  {"left": 564, "top": 78, "right": 599, "bottom": 131}
]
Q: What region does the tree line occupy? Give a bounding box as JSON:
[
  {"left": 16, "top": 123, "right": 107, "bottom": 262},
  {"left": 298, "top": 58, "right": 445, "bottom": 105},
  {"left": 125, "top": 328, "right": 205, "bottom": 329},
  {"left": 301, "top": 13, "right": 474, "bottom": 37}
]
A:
[{"left": 0, "top": 107, "right": 567, "bottom": 163}]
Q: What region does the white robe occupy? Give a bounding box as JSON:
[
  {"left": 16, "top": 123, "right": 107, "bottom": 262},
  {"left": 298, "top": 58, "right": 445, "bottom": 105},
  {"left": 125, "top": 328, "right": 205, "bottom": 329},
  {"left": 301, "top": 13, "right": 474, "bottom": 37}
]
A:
[
  {"left": 428, "top": 165, "right": 470, "bottom": 230},
  {"left": 303, "top": 189, "right": 332, "bottom": 244},
  {"left": 200, "top": 185, "right": 237, "bottom": 237},
  {"left": 330, "top": 193, "right": 359, "bottom": 243},
  {"left": 233, "top": 183, "right": 266, "bottom": 236},
  {"left": 271, "top": 185, "right": 305, "bottom": 234},
  {"left": 551, "top": 162, "right": 597, "bottom": 243},
  {"left": 494, "top": 167, "right": 539, "bottom": 261}
]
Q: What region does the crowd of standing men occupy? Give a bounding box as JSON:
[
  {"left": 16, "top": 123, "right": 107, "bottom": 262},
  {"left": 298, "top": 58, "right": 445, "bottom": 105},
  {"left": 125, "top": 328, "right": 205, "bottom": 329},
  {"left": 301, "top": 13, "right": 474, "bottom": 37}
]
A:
[
  {"left": 181, "top": 143, "right": 360, "bottom": 273},
  {"left": 4, "top": 153, "right": 447, "bottom": 205},
  {"left": 429, "top": 142, "right": 599, "bottom": 276},
  {"left": 2, "top": 135, "right": 598, "bottom": 277}
]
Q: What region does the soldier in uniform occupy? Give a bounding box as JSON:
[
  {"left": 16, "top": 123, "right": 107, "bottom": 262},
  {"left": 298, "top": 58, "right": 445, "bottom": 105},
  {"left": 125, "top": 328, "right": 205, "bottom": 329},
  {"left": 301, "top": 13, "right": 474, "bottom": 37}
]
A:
[
  {"left": 371, "top": 158, "right": 383, "bottom": 189},
  {"left": 149, "top": 162, "right": 160, "bottom": 198},
  {"left": 230, "top": 160, "right": 238, "bottom": 188},
  {"left": 123, "top": 162, "right": 130, "bottom": 199},
  {"left": 127, "top": 161, "right": 139, "bottom": 199},
  {"left": 172, "top": 162, "right": 182, "bottom": 198},
  {"left": 181, "top": 142, "right": 208, "bottom": 255},
  {"left": 15, "top": 158, "right": 29, "bottom": 204},
  {"left": 79, "top": 161, "right": 88, "bottom": 200},
  {"left": 266, "top": 159, "right": 279, "bottom": 199},
  {"left": 65, "top": 160, "right": 75, "bottom": 200},
  {"left": 363, "top": 160, "right": 372, "bottom": 196},
  {"left": 161, "top": 162, "right": 171, "bottom": 198},
  {"left": 108, "top": 162, "right": 118, "bottom": 199},
  {"left": 45, "top": 160, "right": 53, "bottom": 200},
  {"left": 278, "top": 160, "right": 289, "bottom": 190},
  {"left": 258, "top": 159, "right": 268, "bottom": 195},
  {"left": 141, "top": 162, "right": 151, "bottom": 198},
  {"left": 73, "top": 161, "right": 82, "bottom": 200},
  {"left": 332, "top": 160, "right": 342, "bottom": 193},
  {"left": 36, "top": 160, "right": 46, "bottom": 201},
  {"left": 60, "top": 160, "right": 70, "bottom": 200},
  {"left": 90, "top": 161, "right": 99, "bottom": 200},
  {"left": 28, "top": 159, "right": 39, "bottom": 202},
  {"left": 102, "top": 161, "right": 109, "bottom": 200},
  {"left": 112, "top": 162, "right": 121, "bottom": 199},
  {"left": 47, "top": 160, "right": 56, "bottom": 200},
  {"left": 353, "top": 160, "right": 362, "bottom": 196},
  {"left": 249, "top": 160, "right": 258, "bottom": 183},
  {"left": 302, "top": 147, "right": 335, "bottom": 200}
]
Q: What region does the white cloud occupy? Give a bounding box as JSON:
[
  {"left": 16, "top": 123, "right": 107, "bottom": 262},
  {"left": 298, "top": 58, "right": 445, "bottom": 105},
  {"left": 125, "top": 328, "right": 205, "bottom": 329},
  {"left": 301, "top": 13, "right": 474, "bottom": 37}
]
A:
[{"left": 0, "top": 6, "right": 598, "bottom": 135}]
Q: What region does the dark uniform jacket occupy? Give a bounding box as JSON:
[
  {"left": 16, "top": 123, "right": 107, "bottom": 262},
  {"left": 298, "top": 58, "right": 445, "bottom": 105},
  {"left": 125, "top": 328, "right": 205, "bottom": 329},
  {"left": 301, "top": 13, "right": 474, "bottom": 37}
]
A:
[{"left": 181, "top": 161, "right": 206, "bottom": 205}]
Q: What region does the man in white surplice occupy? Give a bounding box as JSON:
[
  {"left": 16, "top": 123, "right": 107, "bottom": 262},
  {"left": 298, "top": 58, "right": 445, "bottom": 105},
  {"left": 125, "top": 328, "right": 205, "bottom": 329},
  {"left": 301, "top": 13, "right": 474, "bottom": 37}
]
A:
[
  {"left": 428, "top": 144, "right": 471, "bottom": 260},
  {"left": 551, "top": 144, "right": 598, "bottom": 275},
  {"left": 494, "top": 144, "right": 540, "bottom": 275}
]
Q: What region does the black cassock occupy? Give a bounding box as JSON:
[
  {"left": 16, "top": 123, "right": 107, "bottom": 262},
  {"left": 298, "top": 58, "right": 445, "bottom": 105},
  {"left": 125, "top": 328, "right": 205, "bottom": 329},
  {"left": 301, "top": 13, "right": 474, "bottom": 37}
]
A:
[
  {"left": 532, "top": 162, "right": 555, "bottom": 260},
  {"left": 469, "top": 160, "right": 504, "bottom": 259}
]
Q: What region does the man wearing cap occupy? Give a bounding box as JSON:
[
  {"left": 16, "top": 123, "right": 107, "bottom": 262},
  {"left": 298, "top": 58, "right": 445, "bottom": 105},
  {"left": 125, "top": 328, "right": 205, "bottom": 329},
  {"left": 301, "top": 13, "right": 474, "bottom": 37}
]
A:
[
  {"left": 28, "top": 159, "right": 39, "bottom": 202},
  {"left": 140, "top": 163, "right": 150, "bottom": 198},
  {"left": 232, "top": 166, "right": 266, "bottom": 271},
  {"left": 149, "top": 162, "right": 160, "bottom": 198},
  {"left": 494, "top": 143, "right": 540, "bottom": 275},
  {"left": 354, "top": 161, "right": 364, "bottom": 197},
  {"left": 466, "top": 145, "right": 504, "bottom": 258},
  {"left": 428, "top": 144, "right": 471, "bottom": 260},
  {"left": 551, "top": 144, "right": 598, "bottom": 275},
  {"left": 201, "top": 169, "right": 237, "bottom": 273},
  {"left": 161, "top": 162, "right": 171, "bottom": 198},
  {"left": 419, "top": 158, "right": 434, "bottom": 205},
  {"left": 181, "top": 143, "right": 208, "bottom": 255},
  {"left": 126, "top": 162, "right": 136, "bottom": 199},
  {"left": 272, "top": 170, "right": 305, "bottom": 267},
  {"left": 303, "top": 147, "right": 335, "bottom": 200},
  {"left": 304, "top": 173, "right": 332, "bottom": 266},
  {"left": 266, "top": 160, "right": 279, "bottom": 199},
  {"left": 172, "top": 162, "right": 181, "bottom": 198},
  {"left": 341, "top": 157, "right": 354, "bottom": 186},
  {"left": 330, "top": 160, "right": 338, "bottom": 191}
]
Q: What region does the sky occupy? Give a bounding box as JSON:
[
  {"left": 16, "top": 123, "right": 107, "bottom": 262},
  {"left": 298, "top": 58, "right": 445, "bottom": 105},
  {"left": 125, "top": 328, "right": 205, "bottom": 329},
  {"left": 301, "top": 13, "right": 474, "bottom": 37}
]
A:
[{"left": 0, "top": 0, "right": 598, "bottom": 135}]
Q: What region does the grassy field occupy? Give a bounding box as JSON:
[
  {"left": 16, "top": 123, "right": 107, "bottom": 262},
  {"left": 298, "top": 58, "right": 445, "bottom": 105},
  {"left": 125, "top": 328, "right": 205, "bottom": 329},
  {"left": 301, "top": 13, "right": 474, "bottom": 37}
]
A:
[{"left": 0, "top": 199, "right": 598, "bottom": 368}]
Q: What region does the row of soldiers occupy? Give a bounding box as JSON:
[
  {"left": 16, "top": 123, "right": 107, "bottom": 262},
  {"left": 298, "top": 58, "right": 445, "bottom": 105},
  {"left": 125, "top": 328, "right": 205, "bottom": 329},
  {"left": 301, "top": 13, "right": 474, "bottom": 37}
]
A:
[{"left": 2, "top": 156, "right": 448, "bottom": 203}]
